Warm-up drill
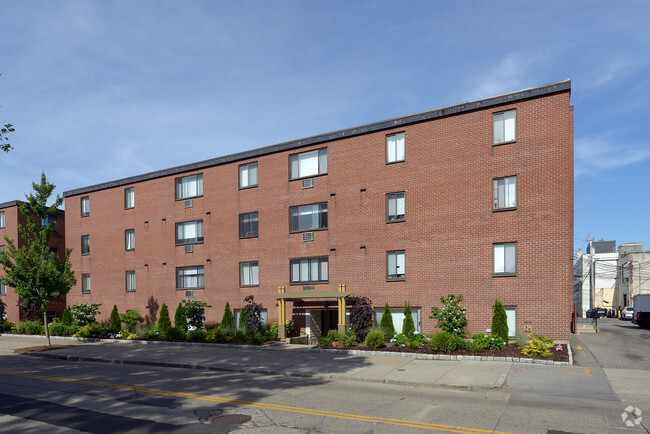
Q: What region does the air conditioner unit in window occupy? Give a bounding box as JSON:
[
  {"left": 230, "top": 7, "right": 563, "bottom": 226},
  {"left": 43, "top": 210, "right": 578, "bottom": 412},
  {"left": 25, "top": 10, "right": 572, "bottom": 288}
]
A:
[
  {"left": 184, "top": 199, "right": 193, "bottom": 208},
  {"left": 302, "top": 178, "right": 314, "bottom": 189},
  {"left": 185, "top": 245, "right": 194, "bottom": 253},
  {"left": 185, "top": 290, "right": 195, "bottom": 298},
  {"left": 302, "top": 231, "right": 315, "bottom": 242},
  {"left": 303, "top": 285, "right": 315, "bottom": 291}
]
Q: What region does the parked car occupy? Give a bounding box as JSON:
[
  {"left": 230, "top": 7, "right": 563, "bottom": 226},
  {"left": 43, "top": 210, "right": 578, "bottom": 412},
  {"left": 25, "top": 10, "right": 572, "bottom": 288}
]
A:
[
  {"left": 593, "top": 308, "right": 607, "bottom": 318},
  {"left": 620, "top": 306, "right": 634, "bottom": 320}
]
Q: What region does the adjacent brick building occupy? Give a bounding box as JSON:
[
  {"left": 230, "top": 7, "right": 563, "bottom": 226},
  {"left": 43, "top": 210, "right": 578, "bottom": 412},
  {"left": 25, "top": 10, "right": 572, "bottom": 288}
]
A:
[
  {"left": 63, "top": 80, "right": 574, "bottom": 340},
  {"left": 0, "top": 201, "right": 67, "bottom": 323}
]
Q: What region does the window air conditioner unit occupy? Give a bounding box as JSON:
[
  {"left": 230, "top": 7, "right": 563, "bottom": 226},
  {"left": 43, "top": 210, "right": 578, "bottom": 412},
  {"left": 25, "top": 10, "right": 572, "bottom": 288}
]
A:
[
  {"left": 302, "top": 178, "right": 314, "bottom": 189},
  {"left": 184, "top": 199, "right": 193, "bottom": 208},
  {"left": 185, "top": 245, "right": 194, "bottom": 253},
  {"left": 185, "top": 290, "right": 195, "bottom": 298},
  {"left": 302, "top": 231, "right": 315, "bottom": 242},
  {"left": 303, "top": 285, "right": 315, "bottom": 291}
]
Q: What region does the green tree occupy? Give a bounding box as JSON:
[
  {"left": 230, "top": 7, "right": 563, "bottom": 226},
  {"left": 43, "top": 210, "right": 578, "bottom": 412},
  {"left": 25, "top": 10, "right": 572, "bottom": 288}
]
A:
[
  {"left": 121, "top": 310, "right": 144, "bottom": 333},
  {"left": 402, "top": 301, "right": 415, "bottom": 337},
  {"left": 491, "top": 299, "right": 509, "bottom": 342},
  {"left": 182, "top": 299, "right": 207, "bottom": 330},
  {"left": 109, "top": 305, "right": 121, "bottom": 333},
  {"left": 1, "top": 123, "right": 14, "bottom": 152},
  {"left": 158, "top": 303, "right": 171, "bottom": 332},
  {"left": 0, "top": 173, "right": 76, "bottom": 346},
  {"left": 221, "top": 302, "right": 235, "bottom": 333},
  {"left": 174, "top": 302, "right": 187, "bottom": 332},
  {"left": 429, "top": 294, "right": 468, "bottom": 338},
  {"left": 61, "top": 306, "right": 73, "bottom": 326},
  {"left": 379, "top": 303, "right": 395, "bottom": 340}
]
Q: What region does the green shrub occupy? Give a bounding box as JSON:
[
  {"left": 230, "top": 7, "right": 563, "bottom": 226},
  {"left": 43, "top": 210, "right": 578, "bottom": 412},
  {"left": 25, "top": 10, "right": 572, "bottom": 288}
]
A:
[
  {"left": 204, "top": 322, "right": 219, "bottom": 331},
  {"left": 521, "top": 333, "right": 553, "bottom": 358},
  {"left": 491, "top": 300, "right": 508, "bottom": 342},
  {"left": 240, "top": 295, "right": 264, "bottom": 334},
  {"left": 109, "top": 305, "right": 121, "bottom": 333},
  {"left": 430, "top": 331, "right": 465, "bottom": 353},
  {"left": 16, "top": 321, "right": 43, "bottom": 335},
  {"left": 164, "top": 326, "right": 186, "bottom": 341},
  {"left": 326, "top": 329, "right": 340, "bottom": 342},
  {"left": 430, "top": 294, "right": 467, "bottom": 338},
  {"left": 48, "top": 319, "right": 66, "bottom": 336},
  {"left": 338, "top": 329, "right": 358, "bottom": 348},
  {"left": 221, "top": 302, "right": 235, "bottom": 334},
  {"left": 408, "top": 331, "right": 428, "bottom": 349},
  {"left": 187, "top": 329, "right": 206, "bottom": 342},
  {"left": 266, "top": 323, "right": 279, "bottom": 341},
  {"left": 471, "top": 333, "right": 505, "bottom": 351},
  {"left": 174, "top": 303, "right": 187, "bottom": 332},
  {"left": 61, "top": 307, "right": 73, "bottom": 326},
  {"left": 250, "top": 330, "right": 265, "bottom": 345},
  {"left": 234, "top": 329, "right": 247, "bottom": 343},
  {"left": 469, "top": 339, "right": 487, "bottom": 353},
  {"left": 364, "top": 330, "right": 385, "bottom": 349},
  {"left": 121, "top": 310, "right": 144, "bottom": 333},
  {"left": 402, "top": 301, "right": 415, "bottom": 337},
  {"left": 147, "top": 326, "right": 161, "bottom": 339},
  {"left": 206, "top": 328, "right": 228, "bottom": 343},
  {"left": 183, "top": 300, "right": 208, "bottom": 331},
  {"left": 379, "top": 303, "right": 395, "bottom": 341},
  {"left": 74, "top": 323, "right": 106, "bottom": 338},
  {"left": 71, "top": 303, "right": 102, "bottom": 326},
  {"left": 318, "top": 336, "right": 332, "bottom": 348},
  {"left": 515, "top": 331, "right": 528, "bottom": 347},
  {"left": 0, "top": 320, "right": 15, "bottom": 332}
]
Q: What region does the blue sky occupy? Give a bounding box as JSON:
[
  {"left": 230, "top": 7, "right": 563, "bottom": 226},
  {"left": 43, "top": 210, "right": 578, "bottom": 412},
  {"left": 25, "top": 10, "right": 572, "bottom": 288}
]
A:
[{"left": 1, "top": 1, "right": 649, "bottom": 257}]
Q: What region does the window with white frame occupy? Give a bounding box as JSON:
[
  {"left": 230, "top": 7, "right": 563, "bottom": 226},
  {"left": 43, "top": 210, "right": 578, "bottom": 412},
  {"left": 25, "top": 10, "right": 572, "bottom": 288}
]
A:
[
  {"left": 176, "top": 266, "right": 204, "bottom": 289},
  {"left": 175, "top": 173, "right": 203, "bottom": 200},
  {"left": 493, "top": 110, "right": 516, "bottom": 144},
  {"left": 386, "top": 132, "right": 405, "bottom": 163},
  {"left": 494, "top": 242, "right": 516, "bottom": 275},
  {"left": 126, "top": 270, "right": 136, "bottom": 292},
  {"left": 493, "top": 176, "right": 516, "bottom": 209},
  {"left": 386, "top": 192, "right": 405, "bottom": 222},
  {"left": 239, "top": 162, "right": 258, "bottom": 189},
  {"left": 239, "top": 212, "right": 259, "bottom": 238},
  {"left": 290, "top": 257, "right": 328, "bottom": 284},
  {"left": 240, "top": 261, "right": 259, "bottom": 286},
  {"left": 289, "top": 203, "right": 327, "bottom": 232},
  {"left": 81, "top": 196, "right": 90, "bottom": 217},
  {"left": 176, "top": 220, "right": 204, "bottom": 245},
  {"left": 81, "top": 235, "right": 90, "bottom": 255},
  {"left": 0, "top": 279, "right": 6, "bottom": 296},
  {"left": 0, "top": 211, "right": 5, "bottom": 228},
  {"left": 375, "top": 306, "right": 421, "bottom": 333},
  {"left": 82, "top": 274, "right": 91, "bottom": 293},
  {"left": 289, "top": 148, "right": 327, "bottom": 180},
  {"left": 125, "top": 187, "right": 135, "bottom": 209},
  {"left": 125, "top": 229, "right": 135, "bottom": 251},
  {"left": 387, "top": 251, "right": 405, "bottom": 280}
]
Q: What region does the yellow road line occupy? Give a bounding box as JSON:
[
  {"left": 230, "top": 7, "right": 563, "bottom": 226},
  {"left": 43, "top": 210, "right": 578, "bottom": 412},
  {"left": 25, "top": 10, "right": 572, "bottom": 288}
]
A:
[
  {"left": 0, "top": 369, "right": 514, "bottom": 433},
  {"left": 565, "top": 368, "right": 592, "bottom": 377}
]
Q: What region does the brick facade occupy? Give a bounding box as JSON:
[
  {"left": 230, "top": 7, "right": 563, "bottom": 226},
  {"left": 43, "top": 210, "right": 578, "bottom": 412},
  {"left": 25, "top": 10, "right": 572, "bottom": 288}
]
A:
[{"left": 63, "top": 81, "right": 574, "bottom": 339}]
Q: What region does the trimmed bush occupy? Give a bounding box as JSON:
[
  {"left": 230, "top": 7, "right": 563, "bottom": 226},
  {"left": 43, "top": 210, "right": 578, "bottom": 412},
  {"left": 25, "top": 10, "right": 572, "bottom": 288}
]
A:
[
  {"left": 402, "top": 301, "right": 415, "bottom": 337},
  {"left": 174, "top": 303, "right": 187, "bottom": 332},
  {"left": 206, "top": 328, "right": 228, "bottom": 343},
  {"left": 491, "top": 300, "right": 508, "bottom": 342},
  {"left": 338, "top": 329, "right": 358, "bottom": 348},
  {"left": 48, "top": 319, "right": 66, "bottom": 336},
  {"left": 379, "top": 303, "right": 395, "bottom": 341},
  {"left": 365, "top": 330, "right": 385, "bottom": 349},
  {"left": 521, "top": 333, "right": 553, "bottom": 358},
  {"left": 158, "top": 304, "right": 172, "bottom": 332},
  {"left": 430, "top": 331, "right": 464, "bottom": 353},
  {"left": 61, "top": 307, "right": 73, "bottom": 326},
  {"left": 326, "top": 329, "right": 340, "bottom": 342},
  {"left": 109, "top": 305, "right": 121, "bottom": 333},
  {"left": 74, "top": 323, "right": 106, "bottom": 338},
  {"left": 147, "top": 326, "right": 161, "bottom": 339},
  {"left": 187, "top": 329, "right": 206, "bottom": 342},
  {"left": 318, "top": 336, "right": 332, "bottom": 348},
  {"left": 16, "top": 321, "right": 43, "bottom": 335},
  {"left": 164, "top": 326, "right": 186, "bottom": 341},
  {"left": 221, "top": 302, "right": 235, "bottom": 334}
]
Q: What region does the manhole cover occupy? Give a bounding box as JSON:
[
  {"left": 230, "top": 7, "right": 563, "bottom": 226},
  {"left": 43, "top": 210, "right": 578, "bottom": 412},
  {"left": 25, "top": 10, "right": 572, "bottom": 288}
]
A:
[{"left": 212, "top": 414, "right": 252, "bottom": 425}]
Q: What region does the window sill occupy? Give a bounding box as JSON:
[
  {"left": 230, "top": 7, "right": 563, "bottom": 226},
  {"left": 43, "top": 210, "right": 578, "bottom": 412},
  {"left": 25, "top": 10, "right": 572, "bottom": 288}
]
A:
[
  {"left": 240, "top": 284, "right": 260, "bottom": 288},
  {"left": 81, "top": 291, "right": 91, "bottom": 294},
  {"left": 125, "top": 207, "right": 134, "bottom": 210},
  {"left": 492, "top": 207, "right": 517, "bottom": 213},
  {"left": 386, "top": 218, "right": 405, "bottom": 224},
  {"left": 175, "top": 195, "right": 203, "bottom": 202},
  {"left": 125, "top": 249, "right": 135, "bottom": 252},
  {"left": 289, "top": 228, "right": 327, "bottom": 234},
  {"left": 81, "top": 214, "right": 89, "bottom": 218},
  {"left": 239, "top": 185, "right": 258, "bottom": 190},
  {"left": 289, "top": 173, "right": 327, "bottom": 182},
  {"left": 386, "top": 277, "right": 405, "bottom": 282},
  {"left": 176, "top": 287, "right": 205, "bottom": 291},
  {"left": 175, "top": 241, "right": 204, "bottom": 246},
  {"left": 386, "top": 159, "right": 405, "bottom": 165},
  {"left": 81, "top": 253, "right": 90, "bottom": 256},
  {"left": 126, "top": 290, "right": 136, "bottom": 293},
  {"left": 492, "top": 273, "right": 516, "bottom": 277},
  {"left": 239, "top": 235, "right": 259, "bottom": 239},
  {"left": 289, "top": 281, "right": 328, "bottom": 286},
  {"left": 492, "top": 140, "right": 517, "bottom": 147}
]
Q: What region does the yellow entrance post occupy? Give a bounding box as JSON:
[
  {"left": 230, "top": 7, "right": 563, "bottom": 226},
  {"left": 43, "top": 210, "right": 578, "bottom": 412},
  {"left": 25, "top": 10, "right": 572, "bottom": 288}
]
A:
[
  {"left": 337, "top": 284, "right": 346, "bottom": 334},
  {"left": 278, "top": 286, "right": 286, "bottom": 339}
]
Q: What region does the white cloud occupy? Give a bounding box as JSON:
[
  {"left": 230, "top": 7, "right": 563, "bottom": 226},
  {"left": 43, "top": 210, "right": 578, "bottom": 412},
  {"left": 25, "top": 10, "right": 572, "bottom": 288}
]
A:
[
  {"left": 575, "top": 136, "right": 650, "bottom": 177},
  {"left": 470, "top": 53, "right": 537, "bottom": 99}
]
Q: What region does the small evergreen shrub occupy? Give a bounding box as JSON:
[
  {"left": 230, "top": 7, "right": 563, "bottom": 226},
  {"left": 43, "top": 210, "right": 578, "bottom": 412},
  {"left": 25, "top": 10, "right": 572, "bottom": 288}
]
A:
[
  {"left": 491, "top": 300, "right": 509, "bottom": 342},
  {"left": 326, "top": 329, "right": 340, "bottom": 342},
  {"left": 521, "top": 333, "right": 553, "bottom": 358},
  {"left": 165, "top": 326, "right": 186, "bottom": 341},
  {"left": 174, "top": 303, "right": 187, "bottom": 332},
  {"left": 365, "top": 330, "right": 385, "bottom": 349},
  {"left": 221, "top": 302, "right": 235, "bottom": 334},
  {"left": 471, "top": 333, "right": 505, "bottom": 351},
  {"left": 61, "top": 307, "right": 74, "bottom": 326},
  {"left": 158, "top": 304, "right": 172, "bottom": 332},
  {"left": 206, "top": 328, "right": 228, "bottom": 343},
  {"left": 187, "top": 329, "right": 206, "bottom": 342},
  {"left": 250, "top": 330, "right": 265, "bottom": 345},
  {"left": 338, "top": 329, "right": 358, "bottom": 348},
  {"left": 48, "top": 319, "right": 66, "bottom": 336},
  {"left": 16, "top": 320, "right": 43, "bottom": 335},
  {"left": 379, "top": 303, "right": 395, "bottom": 341},
  {"left": 266, "top": 323, "right": 278, "bottom": 341},
  {"left": 430, "top": 331, "right": 464, "bottom": 353},
  {"left": 109, "top": 305, "right": 121, "bottom": 333},
  {"left": 318, "top": 336, "right": 332, "bottom": 348},
  {"left": 402, "top": 301, "right": 415, "bottom": 337},
  {"left": 147, "top": 326, "right": 161, "bottom": 339},
  {"left": 234, "top": 329, "right": 247, "bottom": 343}
]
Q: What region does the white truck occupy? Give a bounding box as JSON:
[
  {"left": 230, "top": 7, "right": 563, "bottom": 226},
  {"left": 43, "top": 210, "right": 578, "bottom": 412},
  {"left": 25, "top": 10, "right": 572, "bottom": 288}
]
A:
[{"left": 632, "top": 294, "right": 650, "bottom": 328}]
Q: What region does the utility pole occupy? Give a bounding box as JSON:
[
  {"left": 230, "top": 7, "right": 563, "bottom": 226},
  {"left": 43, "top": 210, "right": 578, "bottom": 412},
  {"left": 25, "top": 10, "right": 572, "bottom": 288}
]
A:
[{"left": 589, "top": 235, "right": 595, "bottom": 311}]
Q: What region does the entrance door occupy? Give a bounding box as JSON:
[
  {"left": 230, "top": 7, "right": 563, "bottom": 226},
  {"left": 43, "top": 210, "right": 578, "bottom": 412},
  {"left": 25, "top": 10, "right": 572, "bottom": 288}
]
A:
[{"left": 321, "top": 309, "right": 337, "bottom": 334}]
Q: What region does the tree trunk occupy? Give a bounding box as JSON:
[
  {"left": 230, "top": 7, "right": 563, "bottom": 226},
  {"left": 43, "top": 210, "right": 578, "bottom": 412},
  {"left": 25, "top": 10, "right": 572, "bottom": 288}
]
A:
[{"left": 43, "top": 310, "right": 51, "bottom": 347}]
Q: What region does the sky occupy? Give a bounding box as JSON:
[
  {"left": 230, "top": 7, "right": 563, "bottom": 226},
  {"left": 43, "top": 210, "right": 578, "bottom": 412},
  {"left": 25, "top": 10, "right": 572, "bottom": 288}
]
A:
[{"left": 1, "top": 1, "right": 649, "bottom": 258}]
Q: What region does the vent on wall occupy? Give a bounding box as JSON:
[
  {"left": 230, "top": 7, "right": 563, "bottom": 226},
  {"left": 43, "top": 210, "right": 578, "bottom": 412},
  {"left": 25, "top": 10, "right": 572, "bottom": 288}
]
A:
[
  {"left": 302, "top": 231, "right": 315, "bottom": 242},
  {"left": 185, "top": 245, "right": 194, "bottom": 253},
  {"left": 302, "top": 178, "right": 314, "bottom": 189},
  {"left": 184, "top": 199, "right": 193, "bottom": 208},
  {"left": 185, "top": 290, "right": 195, "bottom": 298},
  {"left": 303, "top": 285, "right": 315, "bottom": 291}
]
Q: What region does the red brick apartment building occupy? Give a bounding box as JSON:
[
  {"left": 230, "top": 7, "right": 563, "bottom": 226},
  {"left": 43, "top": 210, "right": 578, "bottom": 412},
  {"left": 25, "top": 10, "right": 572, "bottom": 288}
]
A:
[
  {"left": 0, "top": 201, "right": 67, "bottom": 324},
  {"left": 63, "top": 80, "right": 573, "bottom": 340}
]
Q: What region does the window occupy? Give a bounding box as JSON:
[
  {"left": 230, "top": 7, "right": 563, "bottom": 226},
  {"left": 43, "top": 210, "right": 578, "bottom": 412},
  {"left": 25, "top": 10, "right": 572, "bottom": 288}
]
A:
[
  {"left": 81, "top": 196, "right": 90, "bottom": 217},
  {"left": 125, "top": 187, "right": 135, "bottom": 209},
  {"left": 81, "top": 235, "right": 90, "bottom": 255},
  {"left": 126, "top": 270, "right": 136, "bottom": 292},
  {"left": 235, "top": 308, "right": 267, "bottom": 329},
  {"left": 289, "top": 203, "right": 327, "bottom": 232},
  {"left": 0, "top": 211, "right": 5, "bottom": 228},
  {"left": 82, "top": 274, "right": 91, "bottom": 293},
  {"left": 0, "top": 245, "right": 5, "bottom": 252},
  {"left": 125, "top": 229, "right": 135, "bottom": 251},
  {"left": 49, "top": 247, "right": 58, "bottom": 257},
  {"left": 176, "top": 220, "right": 204, "bottom": 245},
  {"left": 375, "top": 306, "right": 421, "bottom": 333},
  {"left": 175, "top": 173, "right": 203, "bottom": 200},
  {"left": 290, "top": 257, "right": 328, "bottom": 284},
  {"left": 40, "top": 215, "right": 58, "bottom": 231},
  {"left": 494, "top": 243, "right": 516, "bottom": 275},
  {"left": 493, "top": 176, "right": 516, "bottom": 209},
  {"left": 493, "top": 110, "right": 516, "bottom": 144},
  {"left": 386, "top": 192, "right": 405, "bottom": 222},
  {"left": 387, "top": 251, "right": 405, "bottom": 280},
  {"left": 0, "top": 279, "right": 6, "bottom": 296},
  {"left": 240, "top": 261, "right": 259, "bottom": 286},
  {"left": 289, "top": 148, "right": 327, "bottom": 180},
  {"left": 239, "top": 162, "right": 258, "bottom": 189},
  {"left": 176, "top": 266, "right": 204, "bottom": 289},
  {"left": 239, "top": 212, "right": 259, "bottom": 238},
  {"left": 386, "top": 132, "right": 405, "bottom": 163}
]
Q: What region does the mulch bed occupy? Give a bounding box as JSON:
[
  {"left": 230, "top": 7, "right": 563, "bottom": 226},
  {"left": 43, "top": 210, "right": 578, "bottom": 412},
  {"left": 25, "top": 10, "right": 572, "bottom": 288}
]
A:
[{"left": 323, "top": 343, "right": 570, "bottom": 362}]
